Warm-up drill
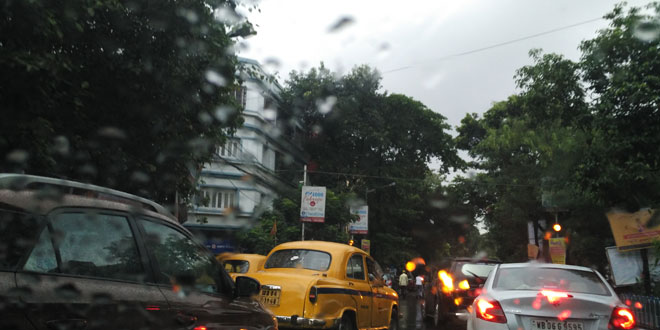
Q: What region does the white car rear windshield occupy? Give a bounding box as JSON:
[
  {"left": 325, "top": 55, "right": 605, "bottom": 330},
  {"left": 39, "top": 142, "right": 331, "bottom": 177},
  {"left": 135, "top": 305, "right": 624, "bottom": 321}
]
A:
[
  {"left": 493, "top": 267, "right": 611, "bottom": 296},
  {"left": 264, "top": 249, "right": 331, "bottom": 271}
]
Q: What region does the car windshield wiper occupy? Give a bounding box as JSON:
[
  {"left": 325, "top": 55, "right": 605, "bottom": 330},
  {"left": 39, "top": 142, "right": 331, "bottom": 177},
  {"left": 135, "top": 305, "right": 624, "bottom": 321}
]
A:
[{"left": 465, "top": 270, "right": 484, "bottom": 283}]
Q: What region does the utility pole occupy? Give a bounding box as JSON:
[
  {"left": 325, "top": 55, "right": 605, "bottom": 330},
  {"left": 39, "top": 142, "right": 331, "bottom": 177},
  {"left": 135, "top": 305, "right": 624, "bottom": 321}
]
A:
[{"left": 302, "top": 165, "right": 307, "bottom": 241}]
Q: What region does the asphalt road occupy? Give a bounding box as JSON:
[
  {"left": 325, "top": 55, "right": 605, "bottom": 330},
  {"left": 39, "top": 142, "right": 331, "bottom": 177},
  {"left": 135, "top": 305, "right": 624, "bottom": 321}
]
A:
[{"left": 398, "top": 294, "right": 464, "bottom": 330}]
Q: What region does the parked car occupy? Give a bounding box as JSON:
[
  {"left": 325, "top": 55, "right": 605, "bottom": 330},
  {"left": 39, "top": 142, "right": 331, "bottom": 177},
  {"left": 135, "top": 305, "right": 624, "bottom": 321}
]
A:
[
  {"left": 423, "top": 257, "right": 501, "bottom": 327},
  {"left": 467, "top": 263, "right": 636, "bottom": 330},
  {"left": 0, "top": 174, "right": 277, "bottom": 330},
  {"left": 249, "top": 240, "right": 399, "bottom": 330},
  {"left": 218, "top": 253, "right": 267, "bottom": 280}
]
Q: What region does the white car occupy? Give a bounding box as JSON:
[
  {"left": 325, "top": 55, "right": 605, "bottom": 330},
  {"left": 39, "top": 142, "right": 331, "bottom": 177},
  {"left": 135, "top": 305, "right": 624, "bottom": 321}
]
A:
[{"left": 467, "top": 263, "right": 636, "bottom": 330}]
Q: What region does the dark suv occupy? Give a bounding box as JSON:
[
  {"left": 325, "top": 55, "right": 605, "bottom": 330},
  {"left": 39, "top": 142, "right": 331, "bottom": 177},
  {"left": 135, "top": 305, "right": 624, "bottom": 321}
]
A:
[
  {"left": 0, "top": 174, "right": 277, "bottom": 330},
  {"left": 422, "top": 257, "right": 500, "bottom": 328}
]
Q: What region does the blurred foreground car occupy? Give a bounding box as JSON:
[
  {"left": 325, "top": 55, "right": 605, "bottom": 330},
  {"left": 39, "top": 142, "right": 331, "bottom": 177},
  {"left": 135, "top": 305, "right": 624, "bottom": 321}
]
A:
[
  {"left": 0, "top": 174, "right": 276, "bottom": 330},
  {"left": 218, "top": 253, "right": 267, "bottom": 280},
  {"left": 467, "top": 263, "right": 636, "bottom": 330},
  {"left": 250, "top": 241, "right": 399, "bottom": 330},
  {"left": 423, "top": 257, "right": 500, "bottom": 327}
]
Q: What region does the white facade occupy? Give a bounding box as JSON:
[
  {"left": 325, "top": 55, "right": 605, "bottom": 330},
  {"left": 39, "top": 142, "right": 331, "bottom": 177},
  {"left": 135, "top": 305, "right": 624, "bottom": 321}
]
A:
[{"left": 186, "top": 58, "right": 304, "bottom": 233}]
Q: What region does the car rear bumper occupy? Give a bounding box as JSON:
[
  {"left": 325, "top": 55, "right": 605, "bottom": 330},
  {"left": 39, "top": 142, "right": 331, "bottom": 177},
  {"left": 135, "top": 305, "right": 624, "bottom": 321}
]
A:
[{"left": 275, "top": 315, "right": 336, "bottom": 328}]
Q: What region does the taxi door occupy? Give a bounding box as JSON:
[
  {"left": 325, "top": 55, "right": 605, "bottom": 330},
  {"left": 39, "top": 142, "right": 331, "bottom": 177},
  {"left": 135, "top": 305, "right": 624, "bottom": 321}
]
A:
[
  {"left": 366, "top": 257, "right": 390, "bottom": 328},
  {"left": 345, "top": 253, "right": 373, "bottom": 330}
]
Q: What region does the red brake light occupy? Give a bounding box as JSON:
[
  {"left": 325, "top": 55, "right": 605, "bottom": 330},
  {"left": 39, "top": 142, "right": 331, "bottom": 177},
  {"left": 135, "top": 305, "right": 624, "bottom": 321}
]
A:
[
  {"left": 475, "top": 298, "right": 507, "bottom": 323},
  {"left": 194, "top": 327, "right": 207, "bottom": 330},
  {"left": 540, "top": 290, "right": 572, "bottom": 304},
  {"left": 610, "top": 307, "right": 635, "bottom": 329}
]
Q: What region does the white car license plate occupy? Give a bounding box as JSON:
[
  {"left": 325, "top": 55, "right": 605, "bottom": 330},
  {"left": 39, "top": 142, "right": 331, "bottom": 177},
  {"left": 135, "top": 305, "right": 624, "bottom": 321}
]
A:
[{"left": 531, "top": 319, "right": 583, "bottom": 330}]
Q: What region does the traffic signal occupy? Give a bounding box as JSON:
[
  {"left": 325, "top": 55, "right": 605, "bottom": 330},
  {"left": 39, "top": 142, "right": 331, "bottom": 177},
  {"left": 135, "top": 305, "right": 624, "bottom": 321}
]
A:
[{"left": 553, "top": 223, "right": 562, "bottom": 232}]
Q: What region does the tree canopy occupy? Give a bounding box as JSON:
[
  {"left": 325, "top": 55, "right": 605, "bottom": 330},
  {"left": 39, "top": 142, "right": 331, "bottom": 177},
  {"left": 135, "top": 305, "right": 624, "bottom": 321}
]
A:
[{"left": 1, "top": 0, "right": 253, "bottom": 203}]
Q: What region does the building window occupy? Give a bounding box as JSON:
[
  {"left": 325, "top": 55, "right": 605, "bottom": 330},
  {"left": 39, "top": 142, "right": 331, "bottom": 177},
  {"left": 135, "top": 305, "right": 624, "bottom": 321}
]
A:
[
  {"left": 202, "top": 189, "right": 236, "bottom": 209},
  {"left": 233, "top": 86, "right": 247, "bottom": 108},
  {"left": 218, "top": 139, "right": 241, "bottom": 158}
]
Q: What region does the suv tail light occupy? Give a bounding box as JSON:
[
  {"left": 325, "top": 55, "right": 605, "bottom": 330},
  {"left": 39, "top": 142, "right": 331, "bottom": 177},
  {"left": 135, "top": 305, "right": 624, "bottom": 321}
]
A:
[
  {"left": 438, "top": 270, "right": 453, "bottom": 293},
  {"left": 309, "top": 286, "right": 318, "bottom": 304},
  {"left": 609, "top": 307, "right": 635, "bottom": 329},
  {"left": 475, "top": 298, "right": 507, "bottom": 323}
]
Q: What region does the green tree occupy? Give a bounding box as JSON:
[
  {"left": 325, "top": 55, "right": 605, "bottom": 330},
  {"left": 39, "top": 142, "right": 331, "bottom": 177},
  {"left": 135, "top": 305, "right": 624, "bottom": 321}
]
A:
[{"left": 0, "top": 0, "right": 253, "bottom": 203}]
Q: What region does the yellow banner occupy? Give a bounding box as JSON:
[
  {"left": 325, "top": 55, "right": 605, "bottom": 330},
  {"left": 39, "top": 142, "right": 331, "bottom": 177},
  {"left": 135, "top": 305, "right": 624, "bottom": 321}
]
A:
[
  {"left": 361, "top": 239, "right": 371, "bottom": 255},
  {"left": 607, "top": 209, "right": 660, "bottom": 251},
  {"left": 549, "top": 238, "right": 566, "bottom": 264}
]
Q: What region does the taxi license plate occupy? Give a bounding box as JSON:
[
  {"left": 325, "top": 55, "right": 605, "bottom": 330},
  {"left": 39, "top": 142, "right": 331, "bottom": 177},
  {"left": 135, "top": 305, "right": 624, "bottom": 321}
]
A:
[
  {"left": 260, "top": 286, "right": 281, "bottom": 306},
  {"left": 531, "top": 319, "right": 583, "bottom": 330}
]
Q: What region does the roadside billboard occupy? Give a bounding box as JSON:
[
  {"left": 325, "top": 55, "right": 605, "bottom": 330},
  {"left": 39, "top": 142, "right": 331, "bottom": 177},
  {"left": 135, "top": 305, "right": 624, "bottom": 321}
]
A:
[
  {"left": 300, "top": 186, "right": 326, "bottom": 223},
  {"left": 607, "top": 208, "right": 660, "bottom": 251},
  {"left": 549, "top": 238, "right": 566, "bottom": 264},
  {"left": 361, "top": 239, "right": 371, "bottom": 254},
  {"left": 349, "top": 205, "right": 368, "bottom": 234}
]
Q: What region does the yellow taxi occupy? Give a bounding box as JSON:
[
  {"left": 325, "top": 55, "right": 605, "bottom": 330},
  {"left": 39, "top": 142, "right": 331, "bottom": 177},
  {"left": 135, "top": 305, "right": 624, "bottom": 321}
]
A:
[
  {"left": 216, "top": 253, "right": 267, "bottom": 280},
  {"left": 250, "top": 241, "right": 399, "bottom": 330}
]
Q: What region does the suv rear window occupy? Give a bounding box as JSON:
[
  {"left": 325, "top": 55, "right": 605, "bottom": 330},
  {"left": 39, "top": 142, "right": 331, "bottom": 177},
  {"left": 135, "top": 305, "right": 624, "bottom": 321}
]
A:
[
  {"left": 264, "top": 249, "right": 331, "bottom": 271},
  {"left": 457, "top": 262, "right": 498, "bottom": 279}
]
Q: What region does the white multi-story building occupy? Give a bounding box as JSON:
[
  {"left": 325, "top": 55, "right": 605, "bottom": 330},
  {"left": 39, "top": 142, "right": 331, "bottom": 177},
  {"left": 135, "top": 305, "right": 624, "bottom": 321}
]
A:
[{"left": 184, "top": 58, "right": 305, "bottom": 252}]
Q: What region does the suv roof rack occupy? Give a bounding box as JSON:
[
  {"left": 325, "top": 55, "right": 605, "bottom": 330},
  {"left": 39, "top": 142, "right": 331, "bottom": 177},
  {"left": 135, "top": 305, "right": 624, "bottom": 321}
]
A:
[{"left": 0, "top": 174, "right": 173, "bottom": 217}]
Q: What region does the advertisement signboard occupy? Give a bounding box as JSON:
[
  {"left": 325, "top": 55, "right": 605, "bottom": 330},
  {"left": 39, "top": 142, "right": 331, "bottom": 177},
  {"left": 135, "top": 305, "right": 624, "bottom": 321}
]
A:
[
  {"left": 300, "top": 186, "right": 326, "bottom": 222},
  {"left": 349, "top": 205, "right": 369, "bottom": 234},
  {"left": 361, "top": 239, "right": 371, "bottom": 254},
  {"left": 607, "top": 209, "right": 660, "bottom": 251},
  {"left": 549, "top": 238, "right": 566, "bottom": 264}
]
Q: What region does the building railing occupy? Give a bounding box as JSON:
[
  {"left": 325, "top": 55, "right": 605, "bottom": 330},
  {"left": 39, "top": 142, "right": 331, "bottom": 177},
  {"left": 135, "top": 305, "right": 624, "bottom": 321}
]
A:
[{"left": 619, "top": 293, "right": 660, "bottom": 329}]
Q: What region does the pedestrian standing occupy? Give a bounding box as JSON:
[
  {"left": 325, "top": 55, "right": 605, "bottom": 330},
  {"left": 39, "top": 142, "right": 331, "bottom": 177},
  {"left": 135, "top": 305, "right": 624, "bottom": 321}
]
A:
[{"left": 398, "top": 271, "right": 408, "bottom": 298}]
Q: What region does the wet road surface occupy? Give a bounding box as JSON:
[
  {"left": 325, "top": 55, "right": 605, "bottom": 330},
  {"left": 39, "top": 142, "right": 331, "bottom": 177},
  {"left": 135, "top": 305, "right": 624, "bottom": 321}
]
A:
[{"left": 398, "top": 294, "right": 464, "bottom": 330}]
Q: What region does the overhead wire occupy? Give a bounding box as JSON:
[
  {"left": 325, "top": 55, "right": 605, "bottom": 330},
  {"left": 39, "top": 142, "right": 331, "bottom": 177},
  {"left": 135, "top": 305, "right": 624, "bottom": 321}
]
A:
[{"left": 381, "top": 17, "right": 604, "bottom": 74}]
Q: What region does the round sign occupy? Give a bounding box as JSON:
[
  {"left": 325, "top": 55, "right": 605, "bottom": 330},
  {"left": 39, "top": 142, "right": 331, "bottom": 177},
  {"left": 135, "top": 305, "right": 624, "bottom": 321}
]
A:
[{"left": 310, "top": 201, "right": 316, "bottom": 206}]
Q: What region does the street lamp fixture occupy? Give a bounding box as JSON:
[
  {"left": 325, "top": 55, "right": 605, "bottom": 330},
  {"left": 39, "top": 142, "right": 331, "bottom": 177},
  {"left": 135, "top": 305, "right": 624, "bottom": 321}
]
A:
[{"left": 365, "top": 182, "right": 396, "bottom": 201}]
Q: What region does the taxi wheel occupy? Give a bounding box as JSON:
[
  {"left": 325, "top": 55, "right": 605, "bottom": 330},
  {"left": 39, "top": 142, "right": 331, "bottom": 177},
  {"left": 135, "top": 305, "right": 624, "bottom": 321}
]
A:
[
  {"left": 389, "top": 308, "right": 399, "bottom": 330},
  {"left": 337, "top": 314, "right": 355, "bottom": 330}
]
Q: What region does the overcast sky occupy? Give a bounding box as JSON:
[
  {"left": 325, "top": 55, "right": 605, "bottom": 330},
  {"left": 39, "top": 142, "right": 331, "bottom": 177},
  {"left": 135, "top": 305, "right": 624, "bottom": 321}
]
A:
[{"left": 237, "top": 0, "right": 652, "bottom": 171}]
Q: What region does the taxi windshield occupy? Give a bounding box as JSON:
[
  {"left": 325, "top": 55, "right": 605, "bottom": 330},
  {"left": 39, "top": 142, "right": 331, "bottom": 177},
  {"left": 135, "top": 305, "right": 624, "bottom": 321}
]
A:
[{"left": 264, "top": 249, "right": 331, "bottom": 271}]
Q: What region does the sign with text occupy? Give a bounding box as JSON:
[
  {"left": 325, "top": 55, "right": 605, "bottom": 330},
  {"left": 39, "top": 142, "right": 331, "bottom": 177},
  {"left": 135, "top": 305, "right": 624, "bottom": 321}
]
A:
[
  {"left": 349, "top": 205, "right": 369, "bottom": 234},
  {"left": 361, "top": 239, "right": 371, "bottom": 254},
  {"left": 549, "top": 238, "right": 566, "bottom": 264},
  {"left": 300, "top": 186, "right": 326, "bottom": 222},
  {"left": 607, "top": 208, "right": 660, "bottom": 251}
]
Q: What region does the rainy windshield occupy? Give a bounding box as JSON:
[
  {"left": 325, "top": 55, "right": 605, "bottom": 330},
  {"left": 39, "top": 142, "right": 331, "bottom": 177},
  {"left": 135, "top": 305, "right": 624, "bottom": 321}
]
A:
[
  {"left": 3, "top": 0, "right": 660, "bottom": 326},
  {"left": 494, "top": 267, "right": 611, "bottom": 296},
  {"left": 264, "top": 249, "right": 331, "bottom": 271}
]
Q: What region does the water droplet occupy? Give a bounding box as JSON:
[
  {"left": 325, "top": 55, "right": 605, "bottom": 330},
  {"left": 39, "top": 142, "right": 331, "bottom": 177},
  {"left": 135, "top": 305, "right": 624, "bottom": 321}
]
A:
[
  {"left": 633, "top": 20, "right": 660, "bottom": 42},
  {"left": 6, "top": 149, "right": 29, "bottom": 163},
  {"left": 55, "top": 283, "right": 81, "bottom": 299},
  {"left": 53, "top": 136, "right": 70, "bottom": 156},
  {"left": 423, "top": 71, "right": 445, "bottom": 89},
  {"left": 312, "top": 125, "right": 323, "bottom": 135},
  {"left": 98, "top": 126, "right": 127, "bottom": 139},
  {"left": 429, "top": 199, "right": 449, "bottom": 209},
  {"left": 328, "top": 16, "right": 355, "bottom": 33},
  {"left": 449, "top": 215, "right": 469, "bottom": 224},
  {"left": 131, "top": 171, "right": 150, "bottom": 183},
  {"left": 316, "top": 96, "right": 337, "bottom": 115},
  {"left": 264, "top": 109, "right": 277, "bottom": 121},
  {"left": 215, "top": 105, "right": 237, "bottom": 122},
  {"left": 178, "top": 8, "right": 199, "bottom": 24},
  {"left": 205, "top": 70, "right": 227, "bottom": 87},
  {"left": 198, "top": 111, "right": 213, "bottom": 124},
  {"left": 214, "top": 5, "right": 242, "bottom": 25}
]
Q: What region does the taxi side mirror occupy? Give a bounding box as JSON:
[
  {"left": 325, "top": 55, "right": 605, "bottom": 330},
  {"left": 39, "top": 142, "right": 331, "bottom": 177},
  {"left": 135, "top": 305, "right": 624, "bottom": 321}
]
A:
[
  {"left": 235, "top": 276, "right": 261, "bottom": 298},
  {"left": 369, "top": 274, "right": 385, "bottom": 287}
]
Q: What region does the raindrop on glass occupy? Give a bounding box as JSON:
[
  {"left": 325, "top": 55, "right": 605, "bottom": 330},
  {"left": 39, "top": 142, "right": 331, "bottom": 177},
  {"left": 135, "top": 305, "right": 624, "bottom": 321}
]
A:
[{"left": 316, "top": 96, "right": 337, "bottom": 115}]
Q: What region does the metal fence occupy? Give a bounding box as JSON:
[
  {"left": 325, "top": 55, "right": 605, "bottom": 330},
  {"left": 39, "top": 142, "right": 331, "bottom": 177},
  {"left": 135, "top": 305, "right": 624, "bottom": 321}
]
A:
[{"left": 619, "top": 293, "right": 660, "bottom": 329}]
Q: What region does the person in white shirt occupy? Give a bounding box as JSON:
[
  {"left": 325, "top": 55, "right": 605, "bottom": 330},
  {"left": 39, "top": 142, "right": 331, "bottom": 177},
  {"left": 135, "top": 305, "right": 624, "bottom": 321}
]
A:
[
  {"left": 398, "top": 271, "right": 408, "bottom": 298},
  {"left": 415, "top": 274, "right": 424, "bottom": 298}
]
